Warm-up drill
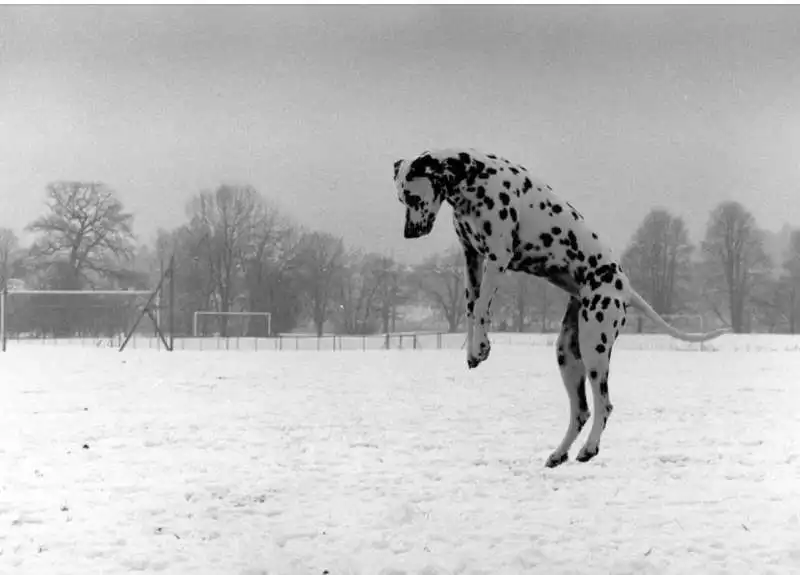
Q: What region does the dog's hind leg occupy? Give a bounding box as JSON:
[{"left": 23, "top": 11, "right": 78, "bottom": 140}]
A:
[
  {"left": 545, "top": 297, "right": 590, "bottom": 468},
  {"left": 574, "top": 296, "right": 623, "bottom": 463}
]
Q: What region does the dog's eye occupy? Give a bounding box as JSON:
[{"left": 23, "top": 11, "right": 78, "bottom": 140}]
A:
[{"left": 404, "top": 191, "right": 422, "bottom": 209}]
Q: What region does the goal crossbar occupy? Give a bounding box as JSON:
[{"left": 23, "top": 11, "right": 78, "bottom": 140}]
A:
[
  {"left": 193, "top": 311, "right": 272, "bottom": 337},
  {"left": 7, "top": 289, "right": 153, "bottom": 296}
]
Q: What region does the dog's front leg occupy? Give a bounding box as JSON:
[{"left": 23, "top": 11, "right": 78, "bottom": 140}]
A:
[
  {"left": 467, "top": 260, "right": 503, "bottom": 369},
  {"left": 463, "top": 246, "right": 484, "bottom": 362}
]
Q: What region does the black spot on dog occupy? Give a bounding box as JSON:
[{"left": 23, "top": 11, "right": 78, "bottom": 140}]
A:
[
  {"left": 483, "top": 221, "right": 492, "bottom": 236},
  {"left": 539, "top": 233, "right": 554, "bottom": 248},
  {"left": 503, "top": 181, "right": 511, "bottom": 189},
  {"left": 484, "top": 196, "right": 495, "bottom": 210},
  {"left": 615, "top": 279, "right": 623, "bottom": 290},
  {"left": 539, "top": 201, "right": 546, "bottom": 210},
  {"left": 499, "top": 191, "right": 510, "bottom": 205},
  {"left": 590, "top": 370, "right": 598, "bottom": 380},
  {"left": 600, "top": 332, "right": 608, "bottom": 344},
  {"left": 552, "top": 204, "right": 563, "bottom": 214},
  {"left": 509, "top": 207, "right": 517, "bottom": 221},
  {"left": 595, "top": 311, "right": 604, "bottom": 322},
  {"left": 551, "top": 226, "right": 562, "bottom": 235},
  {"left": 596, "top": 344, "right": 606, "bottom": 354},
  {"left": 557, "top": 352, "right": 566, "bottom": 366}
]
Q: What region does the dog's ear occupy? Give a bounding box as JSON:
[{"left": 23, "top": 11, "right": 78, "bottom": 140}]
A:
[{"left": 393, "top": 159, "right": 403, "bottom": 180}]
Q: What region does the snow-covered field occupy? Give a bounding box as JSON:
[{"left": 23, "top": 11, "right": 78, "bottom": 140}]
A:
[{"left": 2, "top": 339, "right": 800, "bottom": 574}]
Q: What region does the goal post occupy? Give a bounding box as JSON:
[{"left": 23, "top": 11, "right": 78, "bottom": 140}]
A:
[{"left": 193, "top": 311, "right": 272, "bottom": 338}]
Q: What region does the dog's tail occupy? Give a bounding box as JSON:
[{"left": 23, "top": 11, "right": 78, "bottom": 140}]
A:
[{"left": 627, "top": 289, "right": 730, "bottom": 343}]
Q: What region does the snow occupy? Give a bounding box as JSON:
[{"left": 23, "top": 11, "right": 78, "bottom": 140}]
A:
[{"left": 2, "top": 339, "right": 800, "bottom": 574}]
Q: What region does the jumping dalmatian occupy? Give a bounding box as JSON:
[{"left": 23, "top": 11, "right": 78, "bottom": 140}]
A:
[{"left": 393, "top": 148, "right": 728, "bottom": 467}]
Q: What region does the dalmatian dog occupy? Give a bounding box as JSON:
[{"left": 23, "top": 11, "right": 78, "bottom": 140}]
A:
[{"left": 393, "top": 148, "right": 728, "bottom": 467}]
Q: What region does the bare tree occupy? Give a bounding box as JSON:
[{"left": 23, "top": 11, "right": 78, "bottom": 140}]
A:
[
  {"left": 333, "top": 251, "right": 408, "bottom": 335},
  {"left": 621, "top": 208, "right": 694, "bottom": 316},
  {"left": 334, "top": 250, "right": 378, "bottom": 335},
  {"left": 412, "top": 246, "right": 465, "bottom": 333},
  {"left": 372, "top": 255, "right": 408, "bottom": 334},
  {"left": 781, "top": 229, "right": 800, "bottom": 333},
  {"left": 185, "top": 184, "right": 265, "bottom": 335},
  {"left": 296, "top": 231, "right": 346, "bottom": 337},
  {"left": 240, "top": 208, "right": 306, "bottom": 335},
  {"left": 701, "top": 201, "right": 771, "bottom": 333},
  {"left": 752, "top": 228, "right": 800, "bottom": 334},
  {"left": 0, "top": 227, "right": 20, "bottom": 289},
  {"left": 26, "top": 182, "right": 135, "bottom": 288}
]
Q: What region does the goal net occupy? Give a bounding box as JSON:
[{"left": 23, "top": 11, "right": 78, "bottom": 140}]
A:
[
  {"left": 2, "top": 289, "right": 156, "bottom": 348},
  {"left": 193, "top": 311, "right": 272, "bottom": 338}
]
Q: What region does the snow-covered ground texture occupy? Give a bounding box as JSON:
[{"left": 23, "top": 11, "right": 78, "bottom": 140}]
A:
[{"left": 2, "top": 340, "right": 800, "bottom": 575}]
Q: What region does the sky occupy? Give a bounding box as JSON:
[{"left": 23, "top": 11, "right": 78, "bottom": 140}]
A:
[{"left": 1, "top": 5, "right": 799, "bottom": 263}]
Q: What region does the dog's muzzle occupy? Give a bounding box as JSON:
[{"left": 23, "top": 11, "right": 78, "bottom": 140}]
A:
[{"left": 404, "top": 215, "right": 433, "bottom": 239}]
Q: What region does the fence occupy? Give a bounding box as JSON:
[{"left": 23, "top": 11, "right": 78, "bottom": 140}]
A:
[
  {"left": 6, "top": 330, "right": 800, "bottom": 353},
  {"left": 1, "top": 331, "right": 457, "bottom": 351}
]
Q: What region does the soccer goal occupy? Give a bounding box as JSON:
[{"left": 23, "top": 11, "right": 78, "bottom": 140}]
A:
[
  {"left": 1, "top": 289, "right": 160, "bottom": 350},
  {"left": 192, "top": 311, "right": 272, "bottom": 338},
  {"left": 0, "top": 256, "right": 175, "bottom": 352}
]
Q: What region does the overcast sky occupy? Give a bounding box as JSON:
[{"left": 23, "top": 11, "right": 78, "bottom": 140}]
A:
[{"left": 1, "top": 5, "right": 799, "bottom": 263}]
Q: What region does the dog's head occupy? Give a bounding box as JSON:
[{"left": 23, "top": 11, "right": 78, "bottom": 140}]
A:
[{"left": 393, "top": 152, "right": 453, "bottom": 239}]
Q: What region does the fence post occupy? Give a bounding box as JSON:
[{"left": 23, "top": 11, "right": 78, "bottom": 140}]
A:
[{"left": 413, "top": 334, "right": 417, "bottom": 349}]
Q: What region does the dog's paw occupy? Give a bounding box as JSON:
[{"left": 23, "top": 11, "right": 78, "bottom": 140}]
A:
[
  {"left": 575, "top": 445, "right": 599, "bottom": 463},
  {"left": 545, "top": 452, "right": 569, "bottom": 468}
]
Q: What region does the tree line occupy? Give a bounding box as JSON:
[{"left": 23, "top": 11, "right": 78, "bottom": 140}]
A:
[{"left": 1, "top": 180, "right": 799, "bottom": 337}]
